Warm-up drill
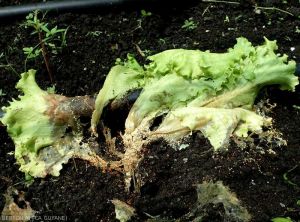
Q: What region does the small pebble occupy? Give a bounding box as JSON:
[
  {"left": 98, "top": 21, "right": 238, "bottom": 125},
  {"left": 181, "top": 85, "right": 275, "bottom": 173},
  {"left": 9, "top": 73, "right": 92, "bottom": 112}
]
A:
[{"left": 279, "top": 203, "right": 286, "bottom": 208}]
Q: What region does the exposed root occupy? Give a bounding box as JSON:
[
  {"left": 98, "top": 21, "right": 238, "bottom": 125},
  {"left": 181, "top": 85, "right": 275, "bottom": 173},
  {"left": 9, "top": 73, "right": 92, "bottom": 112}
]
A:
[
  {"left": 102, "top": 124, "right": 123, "bottom": 158},
  {"left": 76, "top": 153, "right": 109, "bottom": 171},
  {"left": 121, "top": 116, "right": 154, "bottom": 191}
]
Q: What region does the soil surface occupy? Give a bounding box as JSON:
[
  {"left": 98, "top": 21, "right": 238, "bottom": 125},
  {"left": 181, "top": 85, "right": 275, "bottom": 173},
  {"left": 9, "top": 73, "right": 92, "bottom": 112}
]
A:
[{"left": 0, "top": 1, "right": 300, "bottom": 221}]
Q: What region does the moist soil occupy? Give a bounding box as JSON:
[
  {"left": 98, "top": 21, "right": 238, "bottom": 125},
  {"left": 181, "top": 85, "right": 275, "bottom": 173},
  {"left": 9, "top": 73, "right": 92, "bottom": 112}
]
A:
[{"left": 0, "top": 1, "right": 300, "bottom": 221}]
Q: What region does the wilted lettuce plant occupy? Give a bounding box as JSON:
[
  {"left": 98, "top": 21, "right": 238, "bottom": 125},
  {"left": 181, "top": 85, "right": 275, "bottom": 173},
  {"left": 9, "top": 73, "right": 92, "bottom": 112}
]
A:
[
  {"left": 1, "top": 38, "right": 298, "bottom": 189},
  {"left": 92, "top": 37, "right": 298, "bottom": 188}
]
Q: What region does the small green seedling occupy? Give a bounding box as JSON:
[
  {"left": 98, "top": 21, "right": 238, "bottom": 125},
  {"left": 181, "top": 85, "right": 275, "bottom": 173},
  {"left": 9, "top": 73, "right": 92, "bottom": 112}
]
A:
[
  {"left": 181, "top": 18, "right": 198, "bottom": 30},
  {"left": 23, "top": 11, "right": 68, "bottom": 82},
  {"left": 132, "top": 10, "right": 152, "bottom": 32},
  {"left": 86, "top": 31, "right": 102, "bottom": 37},
  {"left": 0, "top": 89, "right": 6, "bottom": 97},
  {"left": 0, "top": 51, "right": 18, "bottom": 75},
  {"left": 158, "top": 38, "right": 166, "bottom": 45},
  {"left": 283, "top": 165, "right": 298, "bottom": 186},
  {"left": 224, "top": 15, "right": 230, "bottom": 23},
  {"left": 141, "top": 9, "right": 152, "bottom": 18}
]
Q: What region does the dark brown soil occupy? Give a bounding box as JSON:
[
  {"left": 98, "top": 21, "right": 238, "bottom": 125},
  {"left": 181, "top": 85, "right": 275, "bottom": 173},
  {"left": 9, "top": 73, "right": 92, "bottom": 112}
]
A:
[{"left": 0, "top": 1, "right": 300, "bottom": 221}]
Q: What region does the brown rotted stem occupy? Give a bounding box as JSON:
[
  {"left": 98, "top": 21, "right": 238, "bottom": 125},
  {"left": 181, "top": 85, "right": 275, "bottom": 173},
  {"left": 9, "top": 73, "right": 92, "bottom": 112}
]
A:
[
  {"left": 39, "top": 31, "right": 53, "bottom": 83},
  {"left": 48, "top": 89, "right": 140, "bottom": 126},
  {"left": 46, "top": 95, "right": 95, "bottom": 126},
  {"left": 57, "top": 96, "right": 95, "bottom": 117}
]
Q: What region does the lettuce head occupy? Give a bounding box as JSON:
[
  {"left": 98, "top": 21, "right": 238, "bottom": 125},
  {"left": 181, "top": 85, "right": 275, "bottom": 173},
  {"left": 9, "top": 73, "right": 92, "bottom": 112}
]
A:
[{"left": 92, "top": 37, "right": 298, "bottom": 150}]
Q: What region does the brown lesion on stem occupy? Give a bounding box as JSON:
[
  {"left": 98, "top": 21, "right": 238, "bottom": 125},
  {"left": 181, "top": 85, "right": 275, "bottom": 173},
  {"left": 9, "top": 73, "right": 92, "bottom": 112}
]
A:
[
  {"left": 56, "top": 95, "right": 95, "bottom": 117},
  {"left": 45, "top": 95, "right": 95, "bottom": 127}
]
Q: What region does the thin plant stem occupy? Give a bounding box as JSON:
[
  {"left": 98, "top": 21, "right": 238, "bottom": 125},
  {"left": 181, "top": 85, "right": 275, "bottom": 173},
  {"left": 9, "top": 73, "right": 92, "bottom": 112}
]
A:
[
  {"left": 39, "top": 31, "right": 53, "bottom": 83},
  {"left": 202, "top": 0, "right": 295, "bottom": 17},
  {"left": 202, "top": 0, "right": 240, "bottom": 5},
  {"left": 24, "top": 41, "right": 42, "bottom": 74},
  {"left": 255, "top": 6, "right": 294, "bottom": 17}
]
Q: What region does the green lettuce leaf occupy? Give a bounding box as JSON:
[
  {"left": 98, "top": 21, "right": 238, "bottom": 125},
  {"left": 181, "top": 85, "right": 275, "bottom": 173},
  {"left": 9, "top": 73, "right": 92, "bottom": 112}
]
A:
[
  {"left": 1, "top": 70, "right": 100, "bottom": 178},
  {"left": 94, "top": 37, "right": 298, "bottom": 150},
  {"left": 153, "top": 107, "right": 271, "bottom": 149},
  {"left": 91, "top": 55, "right": 145, "bottom": 134},
  {"left": 1, "top": 70, "right": 66, "bottom": 156}
]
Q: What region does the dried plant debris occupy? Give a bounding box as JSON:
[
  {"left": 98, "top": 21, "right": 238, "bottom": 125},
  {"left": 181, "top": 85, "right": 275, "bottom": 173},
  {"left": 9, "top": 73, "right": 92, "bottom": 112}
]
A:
[
  {"left": 144, "top": 181, "right": 250, "bottom": 222},
  {"left": 1, "top": 187, "right": 36, "bottom": 222},
  {"left": 111, "top": 199, "right": 136, "bottom": 222},
  {"left": 185, "top": 181, "right": 251, "bottom": 222}
]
